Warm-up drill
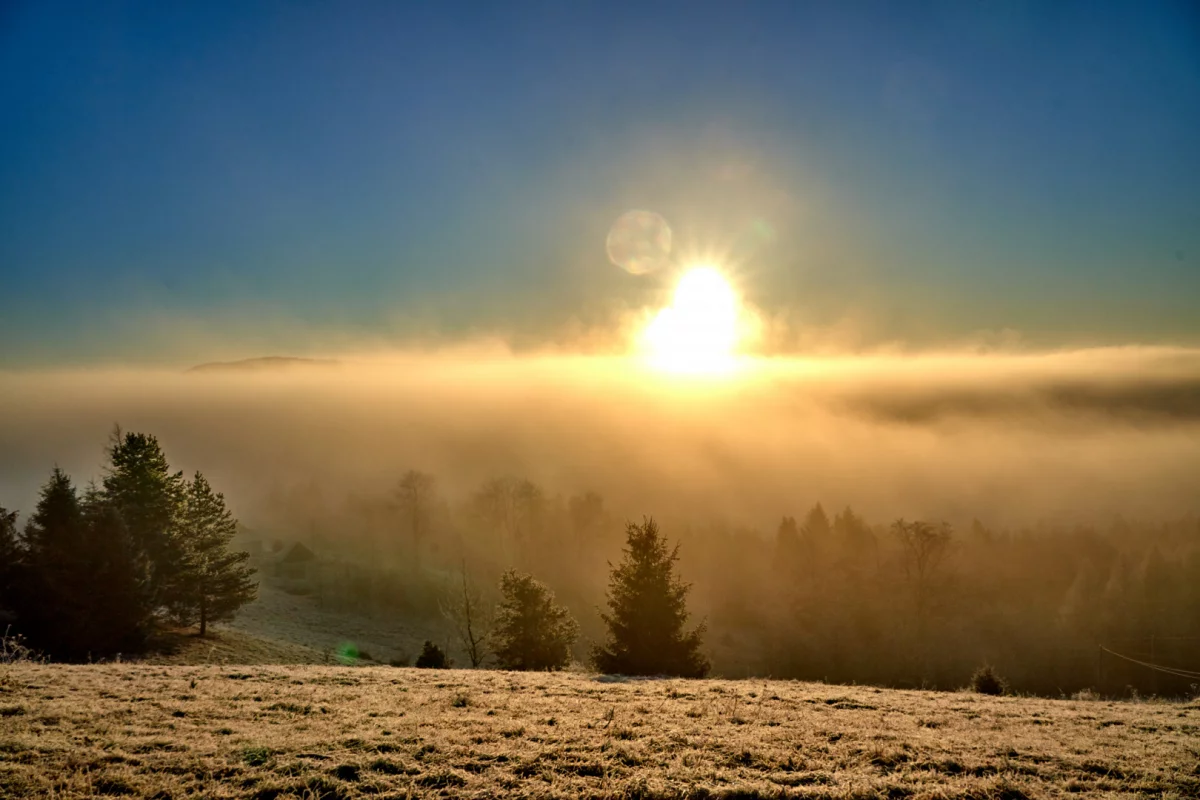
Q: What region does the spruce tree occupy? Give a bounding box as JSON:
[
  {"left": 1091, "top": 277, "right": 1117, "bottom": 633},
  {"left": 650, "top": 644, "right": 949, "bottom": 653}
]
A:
[
  {"left": 16, "top": 470, "right": 149, "bottom": 659},
  {"left": 592, "top": 518, "right": 709, "bottom": 677},
  {"left": 103, "top": 429, "right": 186, "bottom": 608},
  {"left": 0, "top": 506, "right": 21, "bottom": 611},
  {"left": 174, "top": 472, "right": 257, "bottom": 636},
  {"left": 77, "top": 486, "right": 152, "bottom": 654},
  {"left": 491, "top": 570, "right": 577, "bottom": 671},
  {"left": 19, "top": 469, "right": 87, "bottom": 657}
]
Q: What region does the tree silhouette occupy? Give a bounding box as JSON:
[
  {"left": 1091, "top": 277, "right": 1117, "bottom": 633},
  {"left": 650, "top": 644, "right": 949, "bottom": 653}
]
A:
[
  {"left": 10, "top": 469, "right": 150, "bottom": 659},
  {"left": 891, "top": 519, "right": 953, "bottom": 626},
  {"left": 491, "top": 569, "right": 577, "bottom": 671},
  {"left": 103, "top": 429, "right": 185, "bottom": 608},
  {"left": 440, "top": 561, "right": 491, "bottom": 668},
  {"left": 591, "top": 518, "right": 709, "bottom": 677},
  {"left": 393, "top": 470, "right": 437, "bottom": 572},
  {"left": 0, "top": 505, "right": 21, "bottom": 610},
  {"left": 78, "top": 485, "right": 152, "bottom": 653},
  {"left": 471, "top": 477, "right": 544, "bottom": 565},
  {"left": 174, "top": 472, "right": 257, "bottom": 636},
  {"left": 19, "top": 469, "right": 87, "bottom": 657}
]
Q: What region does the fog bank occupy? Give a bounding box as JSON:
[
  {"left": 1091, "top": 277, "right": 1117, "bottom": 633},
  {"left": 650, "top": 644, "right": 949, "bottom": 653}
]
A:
[{"left": 2, "top": 346, "right": 1198, "bottom": 530}]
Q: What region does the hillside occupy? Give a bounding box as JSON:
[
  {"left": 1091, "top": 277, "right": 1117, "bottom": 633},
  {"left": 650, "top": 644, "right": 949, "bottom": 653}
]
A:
[
  {"left": 1, "top": 665, "right": 1196, "bottom": 799},
  {"left": 218, "top": 580, "right": 446, "bottom": 666},
  {"left": 137, "top": 628, "right": 331, "bottom": 666}
]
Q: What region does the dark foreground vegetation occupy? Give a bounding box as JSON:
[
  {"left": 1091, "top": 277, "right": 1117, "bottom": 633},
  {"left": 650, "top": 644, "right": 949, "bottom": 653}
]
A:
[
  {"left": 1, "top": 664, "right": 1197, "bottom": 799},
  {"left": 0, "top": 430, "right": 257, "bottom": 660}
]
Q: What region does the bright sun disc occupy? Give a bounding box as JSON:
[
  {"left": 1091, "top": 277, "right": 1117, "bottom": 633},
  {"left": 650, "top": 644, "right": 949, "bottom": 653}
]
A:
[{"left": 644, "top": 266, "right": 740, "bottom": 375}]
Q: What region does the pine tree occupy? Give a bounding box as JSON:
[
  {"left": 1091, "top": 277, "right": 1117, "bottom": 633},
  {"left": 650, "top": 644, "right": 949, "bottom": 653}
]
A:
[
  {"left": 174, "top": 473, "right": 257, "bottom": 636},
  {"left": 77, "top": 486, "right": 152, "bottom": 654},
  {"left": 20, "top": 469, "right": 87, "bottom": 656},
  {"left": 800, "top": 503, "right": 832, "bottom": 565},
  {"left": 591, "top": 518, "right": 709, "bottom": 677},
  {"left": 491, "top": 570, "right": 577, "bottom": 671},
  {"left": 15, "top": 469, "right": 149, "bottom": 659},
  {"left": 103, "top": 429, "right": 186, "bottom": 608},
  {"left": 0, "top": 506, "right": 21, "bottom": 610}
]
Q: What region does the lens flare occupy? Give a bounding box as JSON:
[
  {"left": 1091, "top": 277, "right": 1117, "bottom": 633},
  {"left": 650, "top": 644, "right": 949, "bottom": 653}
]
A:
[
  {"left": 643, "top": 266, "right": 740, "bottom": 375},
  {"left": 336, "top": 641, "right": 360, "bottom": 664},
  {"left": 606, "top": 210, "right": 672, "bottom": 275}
]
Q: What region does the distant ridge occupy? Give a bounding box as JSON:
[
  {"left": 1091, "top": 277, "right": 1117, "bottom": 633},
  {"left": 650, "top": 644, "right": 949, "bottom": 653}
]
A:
[{"left": 186, "top": 356, "right": 340, "bottom": 373}]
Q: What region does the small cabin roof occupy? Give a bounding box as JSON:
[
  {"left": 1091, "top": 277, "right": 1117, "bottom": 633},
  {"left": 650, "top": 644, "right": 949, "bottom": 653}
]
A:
[{"left": 280, "top": 542, "right": 316, "bottom": 563}]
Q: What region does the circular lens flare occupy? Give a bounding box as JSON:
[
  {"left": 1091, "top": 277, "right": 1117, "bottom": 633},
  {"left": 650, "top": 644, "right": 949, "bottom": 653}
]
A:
[{"left": 644, "top": 266, "right": 740, "bottom": 375}]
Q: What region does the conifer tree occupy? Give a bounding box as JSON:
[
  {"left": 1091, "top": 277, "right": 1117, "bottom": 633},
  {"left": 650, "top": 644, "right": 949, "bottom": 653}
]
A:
[
  {"left": 17, "top": 470, "right": 86, "bottom": 657},
  {"left": 591, "top": 518, "right": 709, "bottom": 677},
  {"left": 103, "top": 429, "right": 186, "bottom": 608},
  {"left": 77, "top": 486, "right": 152, "bottom": 653},
  {"left": 174, "top": 472, "right": 257, "bottom": 636},
  {"left": 15, "top": 470, "right": 149, "bottom": 659},
  {"left": 0, "top": 506, "right": 21, "bottom": 608},
  {"left": 491, "top": 569, "right": 577, "bottom": 671}
]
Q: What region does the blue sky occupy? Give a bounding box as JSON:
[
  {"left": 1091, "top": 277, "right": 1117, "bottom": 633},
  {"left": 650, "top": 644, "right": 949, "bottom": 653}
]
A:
[{"left": 1, "top": 1, "right": 1198, "bottom": 364}]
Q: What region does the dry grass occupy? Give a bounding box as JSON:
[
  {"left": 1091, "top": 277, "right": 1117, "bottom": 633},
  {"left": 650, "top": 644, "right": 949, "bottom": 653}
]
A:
[
  {"left": 138, "top": 629, "right": 331, "bottom": 667},
  {"left": 1, "top": 665, "right": 1197, "bottom": 799}
]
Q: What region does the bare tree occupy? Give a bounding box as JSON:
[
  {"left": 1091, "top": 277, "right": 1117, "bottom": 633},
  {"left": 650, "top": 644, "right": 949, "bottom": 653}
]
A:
[
  {"left": 891, "top": 519, "right": 953, "bottom": 627},
  {"left": 470, "top": 476, "right": 543, "bottom": 566},
  {"left": 393, "top": 470, "right": 437, "bottom": 572},
  {"left": 440, "top": 561, "right": 491, "bottom": 668},
  {"left": 568, "top": 491, "right": 605, "bottom": 557}
]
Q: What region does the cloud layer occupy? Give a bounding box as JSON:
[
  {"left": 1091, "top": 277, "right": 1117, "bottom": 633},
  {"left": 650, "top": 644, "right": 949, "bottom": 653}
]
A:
[{"left": 1, "top": 346, "right": 1197, "bottom": 531}]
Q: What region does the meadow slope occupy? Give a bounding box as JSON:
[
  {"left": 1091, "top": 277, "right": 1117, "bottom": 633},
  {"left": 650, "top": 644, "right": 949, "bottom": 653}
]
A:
[{"left": 1, "top": 665, "right": 1197, "bottom": 799}]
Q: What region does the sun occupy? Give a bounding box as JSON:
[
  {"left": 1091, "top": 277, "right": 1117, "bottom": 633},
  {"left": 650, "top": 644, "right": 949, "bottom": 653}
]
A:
[{"left": 643, "top": 266, "right": 740, "bottom": 375}]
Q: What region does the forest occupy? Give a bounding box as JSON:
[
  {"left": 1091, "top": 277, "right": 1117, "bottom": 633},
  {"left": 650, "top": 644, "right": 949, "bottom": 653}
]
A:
[
  {"left": 3, "top": 423, "right": 1198, "bottom": 698},
  {"left": 257, "top": 467, "right": 1200, "bottom": 698}
]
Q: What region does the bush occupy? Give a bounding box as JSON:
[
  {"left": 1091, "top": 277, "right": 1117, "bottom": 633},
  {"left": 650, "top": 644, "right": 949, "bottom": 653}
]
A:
[
  {"left": 415, "top": 640, "right": 450, "bottom": 669},
  {"left": 0, "top": 627, "right": 40, "bottom": 664},
  {"left": 491, "top": 570, "right": 578, "bottom": 671},
  {"left": 970, "top": 664, "right": 1008, "bottom": 696}
]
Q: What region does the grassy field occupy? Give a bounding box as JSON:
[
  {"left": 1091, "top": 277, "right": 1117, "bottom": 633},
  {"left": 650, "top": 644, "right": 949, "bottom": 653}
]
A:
[
  {"left": 223, "top": 579, "right": 445, "bottom": 667},
  {"left": 2, "top": 665, "right": 1197, "bottom": 799}
]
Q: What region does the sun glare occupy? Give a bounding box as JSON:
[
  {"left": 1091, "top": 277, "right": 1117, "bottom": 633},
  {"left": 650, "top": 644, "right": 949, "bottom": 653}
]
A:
[{"left": 643, "top": 266, "right": 740, "bottom": 375}]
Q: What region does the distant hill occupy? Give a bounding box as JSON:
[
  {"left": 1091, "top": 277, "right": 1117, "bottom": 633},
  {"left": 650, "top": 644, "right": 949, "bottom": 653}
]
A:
[{"left": 186, "top": 356, "right": 340, "bottom": 373}]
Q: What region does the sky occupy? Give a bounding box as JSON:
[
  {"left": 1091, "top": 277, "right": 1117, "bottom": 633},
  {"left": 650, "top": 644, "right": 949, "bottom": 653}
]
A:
[{"left": 1, "top": 1, "right": 1198, "bottom": 365}]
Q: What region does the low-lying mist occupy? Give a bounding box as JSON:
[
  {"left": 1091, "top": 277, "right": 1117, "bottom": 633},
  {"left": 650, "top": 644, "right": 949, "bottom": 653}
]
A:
[{"left": 2, "top": 345, "right": 1198, "bottom": 530}]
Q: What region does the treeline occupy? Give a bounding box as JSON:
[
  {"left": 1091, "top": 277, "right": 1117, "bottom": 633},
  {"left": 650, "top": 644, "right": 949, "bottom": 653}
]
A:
[
  {"left": 261, "top": 472, "right": 1200, "bottom": 696},
  {"left": 0, "top": 430, "right": 256, "bottom": 660}
]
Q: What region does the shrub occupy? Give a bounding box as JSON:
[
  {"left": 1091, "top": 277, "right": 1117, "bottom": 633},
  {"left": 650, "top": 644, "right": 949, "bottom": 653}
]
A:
[
  {"left": 415, "top": 641, "right": 450, "bottom": 669},
  {"left": 0, "top": 627, "right": 40, "bottom": 664},
  {"left": 491, "top": 570, "right": 578, "bottom": 671},
  {"left": 970, "top": 664, "right": 1008, "bottom": 696}
]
